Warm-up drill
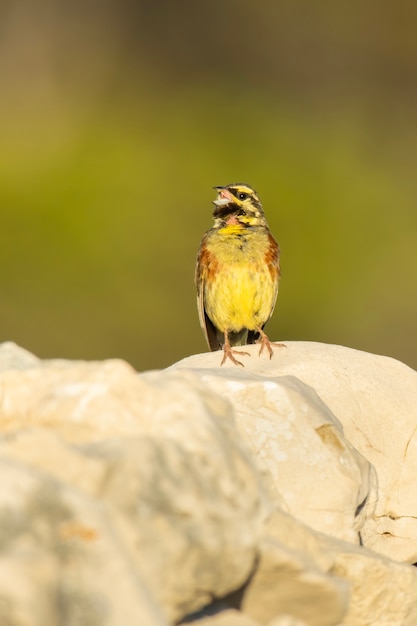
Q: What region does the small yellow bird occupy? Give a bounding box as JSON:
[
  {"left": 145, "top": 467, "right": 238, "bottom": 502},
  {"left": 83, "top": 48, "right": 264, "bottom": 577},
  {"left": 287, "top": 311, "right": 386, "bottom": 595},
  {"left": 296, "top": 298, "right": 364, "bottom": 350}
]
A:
[{"left": 195, "top": 183, "right": 284, "bottom": 366}]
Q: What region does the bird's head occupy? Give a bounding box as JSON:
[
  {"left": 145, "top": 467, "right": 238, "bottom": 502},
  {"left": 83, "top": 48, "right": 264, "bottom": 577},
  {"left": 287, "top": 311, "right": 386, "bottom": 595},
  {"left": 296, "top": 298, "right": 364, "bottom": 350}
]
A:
[{"left": 212, "top": 183, "right": 267, "bottom": 228}]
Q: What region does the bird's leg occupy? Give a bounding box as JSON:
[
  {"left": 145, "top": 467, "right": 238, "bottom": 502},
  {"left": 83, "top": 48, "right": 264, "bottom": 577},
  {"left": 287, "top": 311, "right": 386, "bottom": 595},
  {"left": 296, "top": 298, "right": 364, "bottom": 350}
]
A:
[
  {"left": 221, "top": 331, "right": 250, "bottom": 367},
  {"left": 256, "top": 328, "right": 286, "bottom": 359}
]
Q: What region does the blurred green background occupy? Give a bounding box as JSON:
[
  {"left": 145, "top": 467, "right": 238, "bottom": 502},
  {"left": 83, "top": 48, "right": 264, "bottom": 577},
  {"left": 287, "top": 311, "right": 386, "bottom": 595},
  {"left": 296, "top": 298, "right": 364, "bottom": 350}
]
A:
[{"left": 1, "top": 1, "right": 417, "bottom": 371}]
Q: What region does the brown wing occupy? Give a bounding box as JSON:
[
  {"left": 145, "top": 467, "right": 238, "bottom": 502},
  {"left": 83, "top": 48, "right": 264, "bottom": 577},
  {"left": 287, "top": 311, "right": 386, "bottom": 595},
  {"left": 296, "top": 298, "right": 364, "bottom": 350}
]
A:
[
  {"left": 195, "top": 235, "right": 222, "bottom": 351},
  {"left": 247, "top": 234, "right": 280, "bottom": 344},
  {"left": 263, "top": 232, "right": 281, "bottom": 324}
]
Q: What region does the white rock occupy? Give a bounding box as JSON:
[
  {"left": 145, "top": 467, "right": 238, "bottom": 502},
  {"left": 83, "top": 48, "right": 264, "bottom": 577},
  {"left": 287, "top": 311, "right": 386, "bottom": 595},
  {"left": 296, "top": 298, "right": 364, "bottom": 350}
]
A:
[
  {"left": 0, "top": 343, "right": 268, "bottom": 623},
  {"left": 316, "top": 532, "right": 417, "bottom": 626},
  {"left": 259, "top": 511, "right": 417, "bottom": 626},
  {"left": 171, "top": 355, "right": 375, "bottom": 546},
  {"left": 0, "top": 341, "right": 40, "bottom": 370},
  {"left": 0, "top": 455, "right": 168, "bottom": 626},
  {"left": 239, "top": 512, "right": 349, "bottom": 626},
  {"left": 172, "top": 341, "right": 417, "bottom": 562},
  {"left": 2, "top": 340, "right": 417, "bottom": 626}
]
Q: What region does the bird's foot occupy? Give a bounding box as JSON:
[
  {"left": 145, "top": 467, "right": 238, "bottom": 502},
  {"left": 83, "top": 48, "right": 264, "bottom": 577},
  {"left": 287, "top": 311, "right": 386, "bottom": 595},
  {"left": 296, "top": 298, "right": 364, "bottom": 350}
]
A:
[
  {"left": 257, "top": 330, "right": 286, "bottom": 359},
  {"left": 220, "top": 344, "right": 250, "bottom": 367}
]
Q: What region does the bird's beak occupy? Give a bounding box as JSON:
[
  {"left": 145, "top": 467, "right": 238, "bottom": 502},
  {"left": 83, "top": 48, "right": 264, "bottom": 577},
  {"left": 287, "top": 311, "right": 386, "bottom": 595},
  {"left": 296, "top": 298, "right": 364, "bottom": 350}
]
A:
[{"left": 212, "top": 187, "right": 234, "bottom": 207}]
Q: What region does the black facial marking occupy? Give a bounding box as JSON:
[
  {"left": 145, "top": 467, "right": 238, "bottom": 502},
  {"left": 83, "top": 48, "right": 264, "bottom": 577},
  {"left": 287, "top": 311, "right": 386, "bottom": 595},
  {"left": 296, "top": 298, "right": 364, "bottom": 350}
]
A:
[
  {"left": 227, "top": 186, "right": 262, "bottom": 212},
  {"left": 212, "top": 203, "right": 239, "bottom": 218},
  {"left": 230, "top": 188, "right": 250, "bottom": 201}
]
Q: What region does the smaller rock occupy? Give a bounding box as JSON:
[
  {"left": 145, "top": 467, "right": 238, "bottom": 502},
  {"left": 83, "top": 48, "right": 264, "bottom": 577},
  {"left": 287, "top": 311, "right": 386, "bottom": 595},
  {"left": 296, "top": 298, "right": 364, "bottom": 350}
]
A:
[
  {"left": 0, "top": 341, "right": 40, "bottom": 371},
  {"left": 238, "top": 511, "right": 348, "bottom": 626},
  {"left": 169, "top": 362, "right": 375, "bottom": 545},
  {"left": 317, "top": 533, "right": 417, "bottom": 626}
]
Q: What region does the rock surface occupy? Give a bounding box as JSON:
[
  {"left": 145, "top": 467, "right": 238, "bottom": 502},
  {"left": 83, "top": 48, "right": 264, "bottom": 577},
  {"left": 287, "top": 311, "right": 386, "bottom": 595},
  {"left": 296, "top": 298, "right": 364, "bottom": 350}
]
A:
[
  {"left": 1, "top": 341, "right": 417, "bottom": 625},
  {"left": 0, "top": 343, "right": 267, "bottom": 624},
  {"left": 170, "top": 364, "right": 375, "bottom": 545},
  {"left": 173, "top": 341, "right": 417, "bottom": 562}
]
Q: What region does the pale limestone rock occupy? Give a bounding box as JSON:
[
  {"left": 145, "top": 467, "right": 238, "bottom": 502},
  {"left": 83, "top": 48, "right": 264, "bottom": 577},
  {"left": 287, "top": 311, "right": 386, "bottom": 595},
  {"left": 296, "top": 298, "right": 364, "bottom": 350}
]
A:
[
  {"left": 0, "top": 341, "right": 40, "bottom": 370},
  {"left": 2, "top": 341, "right": 417, "bottom": 626},
  {"left": 171, "top": 357, "right": 375, "bottom": 545},
  {"left": 189, "top": 510, "right": 417, "bottom": 626},
  {"left": 172, "top": 341, "right": 417, "bottom": 562},
  {"left": 0, "top": 456, "right": 168, "bottom": 626},
  {"left": 259, "top": 511, "right": 417, "bottom": 626},
  {"left": 317, "top": 533, "right": 417, "bottom": 626},
  {"left": 239, "top": 510, "right": 350, "bottom": 626},
  {"left": 0, "top": 343, "right": 268, "bottom": 624},
  {"left": 239, "top": 530, "right": 348, "bottom": 626}
]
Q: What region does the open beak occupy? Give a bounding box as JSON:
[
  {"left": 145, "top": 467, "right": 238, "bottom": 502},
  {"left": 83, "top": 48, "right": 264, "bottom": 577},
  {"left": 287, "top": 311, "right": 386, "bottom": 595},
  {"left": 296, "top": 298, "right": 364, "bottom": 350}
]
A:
[{"left": 212, "top": 186, "right": 234, "bottom": 207}]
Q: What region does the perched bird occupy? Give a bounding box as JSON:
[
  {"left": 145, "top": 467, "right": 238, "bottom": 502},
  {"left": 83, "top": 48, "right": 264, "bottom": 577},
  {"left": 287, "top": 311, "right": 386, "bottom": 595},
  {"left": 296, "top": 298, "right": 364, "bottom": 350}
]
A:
[{"left": 195, "top": 183, "right": 284, "bottom": 366}]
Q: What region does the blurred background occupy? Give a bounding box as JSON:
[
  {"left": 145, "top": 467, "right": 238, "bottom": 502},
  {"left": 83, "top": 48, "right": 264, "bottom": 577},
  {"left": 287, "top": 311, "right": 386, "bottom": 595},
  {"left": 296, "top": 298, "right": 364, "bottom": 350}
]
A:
[{"left": 1, "top": 0, "right": 416, "bottom": 371}]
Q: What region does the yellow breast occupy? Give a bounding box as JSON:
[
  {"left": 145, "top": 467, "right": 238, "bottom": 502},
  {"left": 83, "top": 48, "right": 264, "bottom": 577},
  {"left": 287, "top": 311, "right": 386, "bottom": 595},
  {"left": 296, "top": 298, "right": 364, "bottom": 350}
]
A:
[{"left": 203, "top": 227, "right": 278, "bottom": 333}]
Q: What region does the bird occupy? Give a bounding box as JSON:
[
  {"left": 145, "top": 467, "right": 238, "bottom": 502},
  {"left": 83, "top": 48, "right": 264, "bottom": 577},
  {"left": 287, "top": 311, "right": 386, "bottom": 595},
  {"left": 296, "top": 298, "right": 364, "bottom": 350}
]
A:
[{"left": 195, "top": 183, "right": 284, "bottom": 366}]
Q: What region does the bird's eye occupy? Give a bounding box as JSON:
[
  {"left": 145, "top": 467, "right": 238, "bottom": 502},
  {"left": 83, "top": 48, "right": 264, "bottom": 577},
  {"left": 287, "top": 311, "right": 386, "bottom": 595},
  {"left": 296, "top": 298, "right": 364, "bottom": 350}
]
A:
[{"left": 238, "top": 192, "right": 248, "bottom": 200}]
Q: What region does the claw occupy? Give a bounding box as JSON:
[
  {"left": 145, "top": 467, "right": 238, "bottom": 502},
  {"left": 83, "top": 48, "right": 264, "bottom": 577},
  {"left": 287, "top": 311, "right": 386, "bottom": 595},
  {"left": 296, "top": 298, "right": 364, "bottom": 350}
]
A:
[
  {"left": 220, "top": 330, "right": 250, "bottom": 367},
  {"left": 221, "top": 345, "right": 250, "bottom": 367},
  {"left": 257, "top": 329, "right": 286, "bottom": 359}
]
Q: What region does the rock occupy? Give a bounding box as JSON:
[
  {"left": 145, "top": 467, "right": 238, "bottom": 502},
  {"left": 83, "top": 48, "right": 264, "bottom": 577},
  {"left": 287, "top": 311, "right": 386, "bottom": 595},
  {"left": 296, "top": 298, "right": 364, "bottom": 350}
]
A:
[
  {"left": 0, "top": 455, "right": 169, "bottom": 626},
  {"left": 172, "top": 341, "right": 417, "bottom": 562},
  {"left": 0, "top": 341, "right": 40, "bottom": 371},
  {"left": 2, "top": 340, "right": 417, "bottom": 625},
  {"left": 316, "top": 532, "right": 417, "bottom": 626},
  {"left": 171, "top": 356, "right": 375, "bottom": 546},
  {"left": 0, "top": 343, "right": 268, "bottom": 624},
  {"left": 238, "top": 511, "right": 349, "bottom": 626},
  {"left": 185, "top": 510, "right": 417, "bottom": 626},
  {"left": 249, "top": 511, "right": 417, "bottom": 626}
]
